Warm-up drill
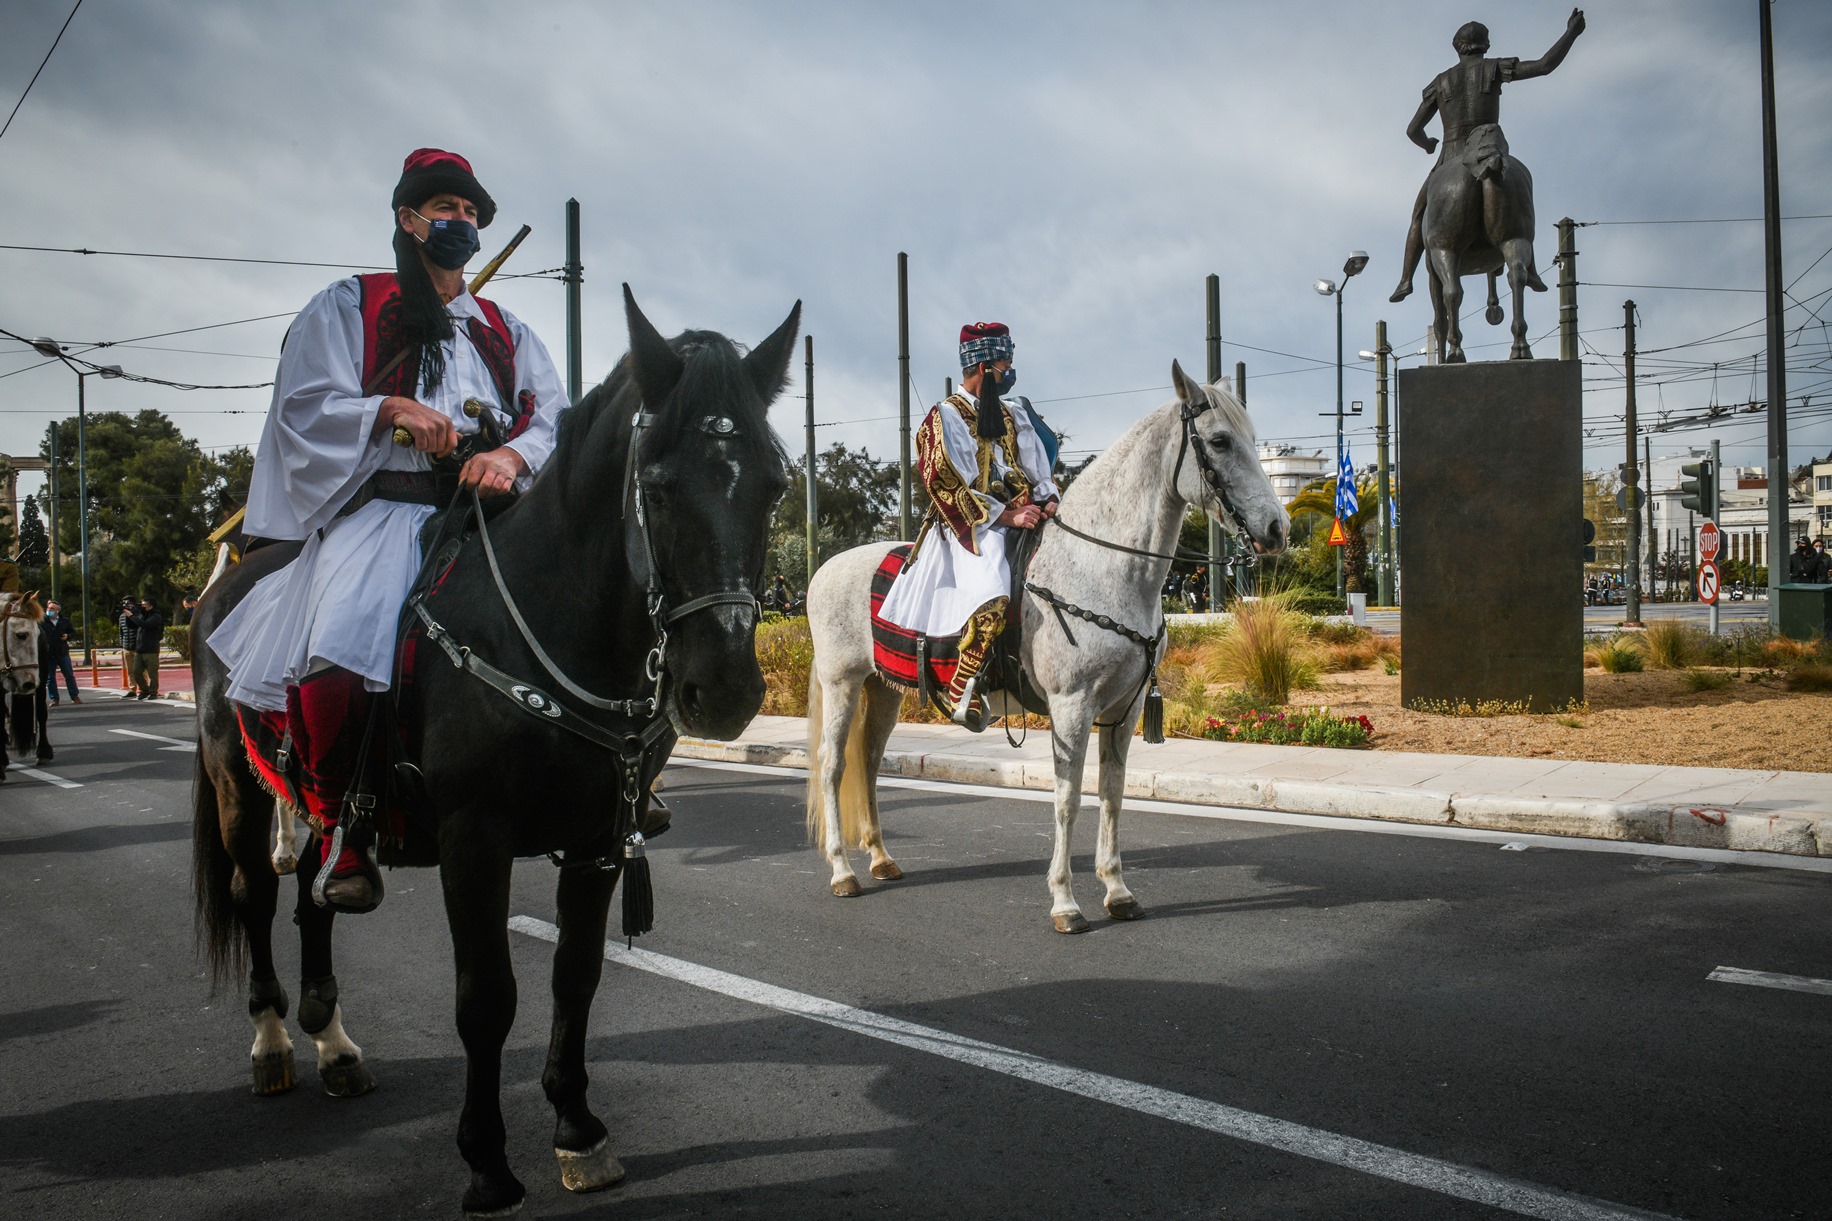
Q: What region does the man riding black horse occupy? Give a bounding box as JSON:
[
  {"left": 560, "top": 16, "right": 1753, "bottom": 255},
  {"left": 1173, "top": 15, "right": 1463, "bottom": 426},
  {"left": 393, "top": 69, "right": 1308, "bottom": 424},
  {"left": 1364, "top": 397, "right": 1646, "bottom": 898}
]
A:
[
  {"left": 207, "top": 150, "right": 569, "bottom": 912},
  {"left": 1390, "top": 9, "right": 1586, "bottom": 305}
]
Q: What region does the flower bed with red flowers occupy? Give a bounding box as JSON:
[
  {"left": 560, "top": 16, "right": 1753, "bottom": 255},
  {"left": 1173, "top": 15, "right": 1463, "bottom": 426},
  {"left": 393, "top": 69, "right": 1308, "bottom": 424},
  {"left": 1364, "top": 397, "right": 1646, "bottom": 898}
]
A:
[{"left": 1200, "top": 706, "right": 1373, "bottom": 748}]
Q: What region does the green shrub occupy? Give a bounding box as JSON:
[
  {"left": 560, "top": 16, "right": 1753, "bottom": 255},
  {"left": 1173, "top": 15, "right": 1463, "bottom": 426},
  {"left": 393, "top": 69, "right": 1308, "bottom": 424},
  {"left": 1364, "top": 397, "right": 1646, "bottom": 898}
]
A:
[
  {"left": 1591, "top": 636, "right": 1645, "bottom": 673},
  {"left": 1642, "top": 620, "right": 1698, "bottom": 670},
  {"left": 1284, "top": 589, "right": 1347, "bottom": 616},
  {"left": 1683, "top": 668, "right": 1731, "bottom": 692},
  {"left": 1784, "top": 664, "right": 1832, "bottom": 693},
  {"left": 1213, "top": 596, "right": 1317, "bottom": 705},
  {"left": 1201, "top": 706, "right": 1371, "bottom": 747}
]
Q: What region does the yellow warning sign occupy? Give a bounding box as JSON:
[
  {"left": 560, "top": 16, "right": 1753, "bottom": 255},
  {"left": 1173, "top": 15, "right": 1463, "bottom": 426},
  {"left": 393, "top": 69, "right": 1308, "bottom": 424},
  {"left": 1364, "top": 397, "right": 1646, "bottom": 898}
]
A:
[{"left": 1326, "top": 517, "right": 1349, "bottom": 547}]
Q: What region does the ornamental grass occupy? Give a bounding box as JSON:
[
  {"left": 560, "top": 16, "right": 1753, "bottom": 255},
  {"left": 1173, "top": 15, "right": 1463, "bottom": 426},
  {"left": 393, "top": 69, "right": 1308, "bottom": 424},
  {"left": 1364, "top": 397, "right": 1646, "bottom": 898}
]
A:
[{"left": 1211, "top": 595, "right": 1318, "bottom": 705}]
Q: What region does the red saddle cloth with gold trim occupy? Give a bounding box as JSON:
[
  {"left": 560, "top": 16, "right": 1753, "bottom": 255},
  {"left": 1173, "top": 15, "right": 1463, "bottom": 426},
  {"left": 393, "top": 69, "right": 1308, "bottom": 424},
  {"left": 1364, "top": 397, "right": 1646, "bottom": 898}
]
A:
[{"left": 869, "top": 545, "right": 961, "bottom": 692}]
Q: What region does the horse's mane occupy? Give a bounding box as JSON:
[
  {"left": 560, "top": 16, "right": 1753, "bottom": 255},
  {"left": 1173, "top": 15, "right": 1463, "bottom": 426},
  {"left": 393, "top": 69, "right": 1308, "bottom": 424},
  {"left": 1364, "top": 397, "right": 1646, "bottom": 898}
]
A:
[
  {"left": 551, "top": 330, "right": 787, "bottom": 475},
  {"left": 1192, "top": 381, "right": 1257, "bottom": 443},
  {"left": 1067, "top": 381, "right": 1258, "bottom": 495}
]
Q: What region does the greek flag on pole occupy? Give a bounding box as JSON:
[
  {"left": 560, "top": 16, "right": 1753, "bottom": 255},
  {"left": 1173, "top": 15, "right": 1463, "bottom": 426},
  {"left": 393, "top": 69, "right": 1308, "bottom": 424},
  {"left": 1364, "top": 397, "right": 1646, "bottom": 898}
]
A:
[{"left": 1336, "top": 446, "right": 1359, "bottom": 518}]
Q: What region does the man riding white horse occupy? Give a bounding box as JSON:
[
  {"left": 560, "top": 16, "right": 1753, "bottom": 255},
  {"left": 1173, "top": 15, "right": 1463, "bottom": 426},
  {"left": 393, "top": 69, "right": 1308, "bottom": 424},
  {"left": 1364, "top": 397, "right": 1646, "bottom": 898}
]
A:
[
  {"left": 208, "top": 149, "right": 568, "bottom": 913},
  {"left": 1390, "top": 9, "right": 1585, "bottom": 305},
  {"left": 877, "top": 322, "right": 1059, "bottom": 731}
]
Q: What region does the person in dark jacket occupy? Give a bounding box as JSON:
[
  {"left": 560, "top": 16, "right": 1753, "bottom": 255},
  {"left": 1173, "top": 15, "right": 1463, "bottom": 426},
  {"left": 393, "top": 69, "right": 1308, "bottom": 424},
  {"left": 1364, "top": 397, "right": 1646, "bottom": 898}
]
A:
[
  {"left": 116, "top": 597, "right": 137, "bottom": 699},
  {"left": 43, "top": 599, "right": 80, "bottom": 705},
  {"left": 127, "top": 597, "right": 164, "bottom": 700},
  {"left": 1788, "top": 537, "right": 1816, "bottom": 583}
]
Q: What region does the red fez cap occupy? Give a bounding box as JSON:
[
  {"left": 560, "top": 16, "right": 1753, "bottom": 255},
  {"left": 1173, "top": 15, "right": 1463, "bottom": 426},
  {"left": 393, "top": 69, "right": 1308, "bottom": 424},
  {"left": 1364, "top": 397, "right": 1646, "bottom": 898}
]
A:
[{"left": 392, "top": 148, "right": 496, "bottom": 228}]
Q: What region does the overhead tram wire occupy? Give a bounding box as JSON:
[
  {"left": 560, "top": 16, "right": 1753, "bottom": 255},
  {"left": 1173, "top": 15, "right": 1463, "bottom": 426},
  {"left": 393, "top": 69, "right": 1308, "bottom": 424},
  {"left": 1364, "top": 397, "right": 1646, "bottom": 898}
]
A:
[
  {"left": 0, "top": 243, "right": 569, "bottom": 283},
  {"left": 0, "top": 327, "right": 272, "bottom": 391},
  {"left": 0, "top": 0, "right": 83, "bottom": 145},
  {"left": 1577, "top": 214, "right": 1832, "bottom": 227}
]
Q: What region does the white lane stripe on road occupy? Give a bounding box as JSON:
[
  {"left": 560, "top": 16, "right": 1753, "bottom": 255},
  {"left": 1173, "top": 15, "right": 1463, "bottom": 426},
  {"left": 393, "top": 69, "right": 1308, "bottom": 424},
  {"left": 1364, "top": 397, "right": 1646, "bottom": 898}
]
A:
[
  {"left": 1708, "top": 966, "right": 1832, "bottom": 996},
  {"left": 509, "top": 915, "right": 1671, "bottom": 1221},
  {"left": 671, "top": 758, "right": 1832, "bottom": 875},
  {"left": 109, "top": 728, "right": 196, "bottom": 751},
  {"left": 11, "top": 766, "right": 81, "bottom": 789}
]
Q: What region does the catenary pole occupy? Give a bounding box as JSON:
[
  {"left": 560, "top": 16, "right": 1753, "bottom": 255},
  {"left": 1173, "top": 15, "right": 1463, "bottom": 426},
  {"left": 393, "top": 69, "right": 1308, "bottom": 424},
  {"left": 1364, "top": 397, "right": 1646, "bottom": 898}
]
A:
[
  {"left": 804, "top": 334, "right": 817, "bottom": 587},
  {"left": 564, "top": 199, "right": 582, "bottom": 404},
  {"left": 1623, "top": 301, "right": 1642, "bottom": 625},
  {"left": 1758, "top": 0, "right": 1788, "bottom": 628},
  {"left": 1710, "top": 436, "right": 1722, "bottom": 636},
  {"left": 46, "top": 420, "right": 59, "bottom": 603},
  {"left": 1645, "top": 434, "right": 1656, "bottom": 603},
  {"left": 1374, "top": 320, "right": 1393, "bottom": 607},
  {"left": 1235, "top": 361, "right": 1250, "bottom": 597},
  {"left": 1558, "top": 218, "right": 1578, "bottom": 362},
  {"left": 1206, "top": 274, "right": 1224, "bottom": 610},
  {"left": 897, "top": 252, "right": 912, "bottom": 540}
]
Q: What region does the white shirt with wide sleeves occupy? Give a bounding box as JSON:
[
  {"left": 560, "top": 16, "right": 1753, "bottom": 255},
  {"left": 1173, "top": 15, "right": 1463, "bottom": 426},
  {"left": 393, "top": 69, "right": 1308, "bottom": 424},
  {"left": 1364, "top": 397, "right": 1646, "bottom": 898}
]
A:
[{"left": 209, "top": 278, "right": 566, "bottom": 712}]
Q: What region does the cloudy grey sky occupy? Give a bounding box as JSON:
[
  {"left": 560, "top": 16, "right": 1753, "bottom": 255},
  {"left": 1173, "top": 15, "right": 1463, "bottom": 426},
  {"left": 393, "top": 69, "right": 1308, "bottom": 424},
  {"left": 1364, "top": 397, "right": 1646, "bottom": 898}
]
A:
[{"left": 3, "top": 0, "right": 1829, "bottom": 508}]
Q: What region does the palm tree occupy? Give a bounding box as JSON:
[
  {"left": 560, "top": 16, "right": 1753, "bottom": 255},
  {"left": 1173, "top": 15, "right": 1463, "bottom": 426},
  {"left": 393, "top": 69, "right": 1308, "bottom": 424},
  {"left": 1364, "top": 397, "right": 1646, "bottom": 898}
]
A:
[{"left": 1286, "top": 473, "right": 1393, "bottom": 595}]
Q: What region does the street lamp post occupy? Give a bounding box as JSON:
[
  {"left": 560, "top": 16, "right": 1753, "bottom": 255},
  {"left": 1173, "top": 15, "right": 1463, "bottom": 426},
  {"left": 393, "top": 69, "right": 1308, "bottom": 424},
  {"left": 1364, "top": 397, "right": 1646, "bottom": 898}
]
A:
[
  {"left": 30, "top": 338, "right": 122, "bottom": 665},
  {"left": 1314, "top": 251, "right": 1367, "bottom": 600},
  {"left": 1359, "top": 334, "right": 1430, "bottom": 607}
]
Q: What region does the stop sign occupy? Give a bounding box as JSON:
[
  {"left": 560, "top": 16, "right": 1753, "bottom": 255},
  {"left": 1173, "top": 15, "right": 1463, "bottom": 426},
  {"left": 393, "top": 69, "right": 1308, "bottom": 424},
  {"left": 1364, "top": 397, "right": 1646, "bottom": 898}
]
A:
[{"left": 1699, "top": 520, "right": 1721, "bottom": 560}]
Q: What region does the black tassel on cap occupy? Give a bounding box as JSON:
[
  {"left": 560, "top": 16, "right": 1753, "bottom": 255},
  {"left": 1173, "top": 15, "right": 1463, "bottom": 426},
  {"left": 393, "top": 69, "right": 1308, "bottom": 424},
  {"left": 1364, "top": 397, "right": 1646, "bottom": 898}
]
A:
[
  {"left": 621, "top": 832, "right": 654, "bottom": 939},
  {"left": 975, "top": 366, "right": 1007, "bottom": 441}
]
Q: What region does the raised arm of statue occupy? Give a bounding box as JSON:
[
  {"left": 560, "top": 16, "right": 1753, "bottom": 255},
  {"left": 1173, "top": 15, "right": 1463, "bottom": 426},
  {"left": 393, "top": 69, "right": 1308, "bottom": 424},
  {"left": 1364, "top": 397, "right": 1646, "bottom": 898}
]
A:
[
  {"left": 1513, "top": 8, "right": 1585, "bottom": 80},
  {"left": 1404, "top": 94, "right": 1440, "bottom": 154}
]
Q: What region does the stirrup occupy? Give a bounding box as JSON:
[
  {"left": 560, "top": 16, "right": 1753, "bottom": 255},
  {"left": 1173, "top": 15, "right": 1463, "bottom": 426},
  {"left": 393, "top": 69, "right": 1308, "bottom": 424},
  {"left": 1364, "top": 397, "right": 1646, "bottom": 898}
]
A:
[{"left": 950, "top": 675, "right": 989, "bottom": 733}]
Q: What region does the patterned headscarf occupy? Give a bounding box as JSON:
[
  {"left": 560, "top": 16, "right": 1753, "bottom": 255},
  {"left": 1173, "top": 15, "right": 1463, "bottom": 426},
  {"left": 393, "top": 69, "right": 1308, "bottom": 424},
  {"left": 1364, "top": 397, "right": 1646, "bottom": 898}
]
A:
[{"left": 959, "top": 321, "right": 1013, "bottom": 370}]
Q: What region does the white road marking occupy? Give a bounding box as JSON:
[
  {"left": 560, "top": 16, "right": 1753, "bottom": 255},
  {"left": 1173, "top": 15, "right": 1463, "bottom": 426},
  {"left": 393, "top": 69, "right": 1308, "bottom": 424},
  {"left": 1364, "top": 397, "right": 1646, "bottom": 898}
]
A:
[
  {"left": 670, "top": 758, "right": 1832, "bottom": 875},
  {"left": 1707, "top": 966, "right": 1832, "bottom": 997},
  {"left": 109, "top": 727, "right": 196, "bottom": 752},
  {"left": 509, "top": 915, "right": 1672, "bottom": 1221},
  {"left": 11, "top": 766, "right": 81, "bottom": 789}
]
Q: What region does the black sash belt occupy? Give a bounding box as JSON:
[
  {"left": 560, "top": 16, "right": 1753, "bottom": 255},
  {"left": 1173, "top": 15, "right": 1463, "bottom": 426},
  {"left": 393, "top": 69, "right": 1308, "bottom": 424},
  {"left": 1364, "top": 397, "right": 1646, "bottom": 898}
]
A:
[{"left": 335, "top": 470, "right": 448, "bottom": 521}]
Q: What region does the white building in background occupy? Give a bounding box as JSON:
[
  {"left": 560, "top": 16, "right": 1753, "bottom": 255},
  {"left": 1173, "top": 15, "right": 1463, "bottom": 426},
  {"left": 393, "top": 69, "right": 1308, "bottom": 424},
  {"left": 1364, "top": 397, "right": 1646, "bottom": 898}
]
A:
[
  {"left": 1812, "top": 453, "right": 1832, "bottom": 541},
  {"left": 1258, "top": 443, "right": 1329, "bottom": 504},
  {"left": 1647, "top": 447, "right": 1810, "bottom": 570}
]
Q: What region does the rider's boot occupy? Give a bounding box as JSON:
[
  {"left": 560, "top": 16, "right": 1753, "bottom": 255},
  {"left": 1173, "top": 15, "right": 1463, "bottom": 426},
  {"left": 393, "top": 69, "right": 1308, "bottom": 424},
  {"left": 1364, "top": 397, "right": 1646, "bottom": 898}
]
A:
[
  {"left": 287, "top": 667, "right": 384, "bottom": 914},
  {"left": 947, "top": 597, "right": 1007, "bottom": 733}
]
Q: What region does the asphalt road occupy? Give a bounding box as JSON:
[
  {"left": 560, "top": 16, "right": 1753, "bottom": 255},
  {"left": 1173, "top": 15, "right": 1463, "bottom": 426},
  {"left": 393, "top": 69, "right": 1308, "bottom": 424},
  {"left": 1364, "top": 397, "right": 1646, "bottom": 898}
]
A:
[
  {"left": 2, "top": 698, "right": 1828, "bottom": 1220},
  {"left": 1359, "top": 601, "right": 1773, "bottom": 635}
]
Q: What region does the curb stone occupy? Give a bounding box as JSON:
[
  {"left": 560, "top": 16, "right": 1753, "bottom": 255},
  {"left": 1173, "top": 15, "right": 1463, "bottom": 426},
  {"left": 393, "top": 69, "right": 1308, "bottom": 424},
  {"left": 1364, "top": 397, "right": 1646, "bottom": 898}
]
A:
[{"left": 672, "top": 735, "right": 1832, "bottom": 859}]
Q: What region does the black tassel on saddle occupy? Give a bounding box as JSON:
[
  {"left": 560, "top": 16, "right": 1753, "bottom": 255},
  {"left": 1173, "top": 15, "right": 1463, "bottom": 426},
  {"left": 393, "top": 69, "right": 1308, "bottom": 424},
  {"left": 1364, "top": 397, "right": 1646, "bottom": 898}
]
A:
[
  {"left": 621, "top": 831, "right": 654, "bottom": 938},
  {"left": 1142, "top": 674, "right": 1166, "bottom": 745},
  {"left": 975, "top": 366, "right": 1007, "bottom": 442}
]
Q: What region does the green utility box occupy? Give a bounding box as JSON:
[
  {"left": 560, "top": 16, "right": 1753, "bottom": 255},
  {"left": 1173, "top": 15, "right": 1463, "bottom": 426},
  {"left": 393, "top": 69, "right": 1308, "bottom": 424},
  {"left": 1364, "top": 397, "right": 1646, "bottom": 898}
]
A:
[{"left": 1777, "top": 583, "right": 1832, "bottom": 640}]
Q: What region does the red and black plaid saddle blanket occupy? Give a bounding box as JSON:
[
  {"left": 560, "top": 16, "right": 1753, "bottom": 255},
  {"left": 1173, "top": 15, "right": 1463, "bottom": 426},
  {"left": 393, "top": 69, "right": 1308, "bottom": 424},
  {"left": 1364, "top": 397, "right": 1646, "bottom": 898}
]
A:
[{"left": 870, "top": 545, "right": 961, "bottom": 692}]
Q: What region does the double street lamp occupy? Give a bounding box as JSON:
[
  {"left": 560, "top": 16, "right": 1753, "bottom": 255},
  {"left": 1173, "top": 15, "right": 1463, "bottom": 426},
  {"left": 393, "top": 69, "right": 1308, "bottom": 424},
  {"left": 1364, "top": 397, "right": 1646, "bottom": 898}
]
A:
[
  {"left": 1314, "top": 251, "right": 1368, "bottom": 599},
  {"left": 29, "top": 338, "right": 122, "bottom": 665}
]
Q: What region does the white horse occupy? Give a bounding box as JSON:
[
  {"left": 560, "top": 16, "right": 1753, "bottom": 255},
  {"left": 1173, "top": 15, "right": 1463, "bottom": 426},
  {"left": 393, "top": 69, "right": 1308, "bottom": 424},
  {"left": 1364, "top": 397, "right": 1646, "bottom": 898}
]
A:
[{"left": 804, "top": 362, "right": 1289, "bottom": 932}]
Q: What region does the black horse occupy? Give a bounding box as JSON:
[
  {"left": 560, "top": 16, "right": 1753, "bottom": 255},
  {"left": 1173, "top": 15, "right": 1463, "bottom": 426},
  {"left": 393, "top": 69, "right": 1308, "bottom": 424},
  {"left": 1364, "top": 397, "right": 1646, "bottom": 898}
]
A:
[
  {"left": 191, "top": 287, "right": 798, "bottom": 1216},
  {"left": 1, "top": 592, "right": 53, "bottom": 781}
]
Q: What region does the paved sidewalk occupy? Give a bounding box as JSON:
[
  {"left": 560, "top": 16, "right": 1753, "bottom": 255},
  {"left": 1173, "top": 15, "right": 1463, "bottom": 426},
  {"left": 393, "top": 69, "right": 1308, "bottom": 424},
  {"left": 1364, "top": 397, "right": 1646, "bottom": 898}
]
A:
[{"left": 676, "top": 715, "right": 1832, "bottom": 859}]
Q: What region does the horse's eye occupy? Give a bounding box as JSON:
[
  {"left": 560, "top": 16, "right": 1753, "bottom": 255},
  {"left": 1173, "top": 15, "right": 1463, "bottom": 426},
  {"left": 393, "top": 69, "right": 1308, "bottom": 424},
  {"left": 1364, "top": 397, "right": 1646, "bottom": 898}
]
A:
[{"left": 1209, "top": 433, "right": 1232, "bottom": 451}]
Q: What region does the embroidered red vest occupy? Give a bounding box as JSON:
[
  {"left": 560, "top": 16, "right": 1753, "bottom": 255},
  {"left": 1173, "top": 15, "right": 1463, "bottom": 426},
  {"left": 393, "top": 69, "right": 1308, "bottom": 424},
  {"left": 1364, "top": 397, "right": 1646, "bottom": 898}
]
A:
[{"left": 354, "top": 273, "right": 538, "bottom": 440}]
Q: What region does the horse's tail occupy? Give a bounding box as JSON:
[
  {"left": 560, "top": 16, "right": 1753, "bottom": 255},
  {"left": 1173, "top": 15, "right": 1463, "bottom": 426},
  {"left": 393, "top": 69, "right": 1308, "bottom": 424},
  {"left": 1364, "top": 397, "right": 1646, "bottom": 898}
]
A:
[
  {"left": 191, "top": 751, "right": 244, "bottom": 989},
  {"left": 802, "top": 667, "right": 875, "bottom": 851}
]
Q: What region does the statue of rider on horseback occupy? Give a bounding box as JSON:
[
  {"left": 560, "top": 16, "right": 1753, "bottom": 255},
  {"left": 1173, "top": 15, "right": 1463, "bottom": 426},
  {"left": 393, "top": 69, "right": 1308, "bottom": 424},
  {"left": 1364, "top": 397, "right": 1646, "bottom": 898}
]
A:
[{"left": 1389, "top": 10, "right": 1586, "bottom": 363}]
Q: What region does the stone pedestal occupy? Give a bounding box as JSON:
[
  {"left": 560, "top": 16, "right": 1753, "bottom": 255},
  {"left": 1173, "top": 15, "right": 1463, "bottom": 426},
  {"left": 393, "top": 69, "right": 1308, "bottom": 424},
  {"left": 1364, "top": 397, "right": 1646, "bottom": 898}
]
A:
[{"left": 1398, "top": 360, "right": 1582, "bottom": 713}]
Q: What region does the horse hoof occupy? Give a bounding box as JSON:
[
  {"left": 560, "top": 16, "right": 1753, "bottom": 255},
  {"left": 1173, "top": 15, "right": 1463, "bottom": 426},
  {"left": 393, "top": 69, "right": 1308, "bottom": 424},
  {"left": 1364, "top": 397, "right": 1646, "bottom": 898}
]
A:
[
  {"left": 556, "top": 1137, "right": 626, "bottom": 1193},
  {"left": 1105, "top": 898, "right": 1146, "bottom": 921},
  {"left": 251, "top": 1050, "right": 296, "bottom": 1096},
  {"left": 831, "top": 876, "right": 863, "bottom": 898},
  {"left": 1051, "top": 911, "right": 1092, "bottom": 935},
  {"left": 36, "top": 752, "right": 53, "bottom": 764},
  {"left": 272, "top": 852, "right": 298, "bottom": 876},
  {"left": 1484, "top": 305, "right": 1504, "bottom": 326},
  {"left": 320, "top": 1057, "right": 376, "bottom": 1098},
  {"left": 870, "top": 861, "right": 903, "bottom": 881},
  {"left": 461, "top": 1180, "right": 525, "bottom": 1219}
]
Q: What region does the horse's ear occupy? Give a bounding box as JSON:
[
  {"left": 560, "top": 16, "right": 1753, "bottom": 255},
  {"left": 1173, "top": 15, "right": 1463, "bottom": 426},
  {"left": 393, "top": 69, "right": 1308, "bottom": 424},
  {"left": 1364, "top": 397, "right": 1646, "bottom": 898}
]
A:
[
  {"left": 741, "top": 301, "right": 802, "bottom": 403},
  {"left": 1170, "top": 359, "right": 1206, "bottom": 408},
  {"left": 623, "top": 284, "right": 685, "bottom": 407}
]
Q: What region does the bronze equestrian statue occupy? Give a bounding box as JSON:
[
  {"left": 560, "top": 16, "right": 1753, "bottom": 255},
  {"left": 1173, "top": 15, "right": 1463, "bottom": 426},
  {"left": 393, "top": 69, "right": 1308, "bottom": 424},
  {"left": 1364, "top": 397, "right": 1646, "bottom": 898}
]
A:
[{"left": 1390, "top": 10, "right": 1586, "bottom": 363}]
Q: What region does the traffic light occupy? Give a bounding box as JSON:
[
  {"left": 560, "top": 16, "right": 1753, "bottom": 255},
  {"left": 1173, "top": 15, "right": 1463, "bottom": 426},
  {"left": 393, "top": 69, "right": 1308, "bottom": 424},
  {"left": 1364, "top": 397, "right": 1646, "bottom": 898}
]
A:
[
  {"left": 1581, "top": 517, "right": 1597, "bottom": 563},
  {"left": 1678, "top": 458, "right": 1716, "bottom": 519}
]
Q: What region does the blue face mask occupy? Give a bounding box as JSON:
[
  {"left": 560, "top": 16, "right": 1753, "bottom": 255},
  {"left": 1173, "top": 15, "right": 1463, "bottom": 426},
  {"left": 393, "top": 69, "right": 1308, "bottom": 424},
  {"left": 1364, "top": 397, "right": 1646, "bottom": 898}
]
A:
[
  {"left": 411, "top": 208, "right": 481, "bottom": 270},
  {"left": 995, "top": 366, "right": 1017, "bottom": 394}
]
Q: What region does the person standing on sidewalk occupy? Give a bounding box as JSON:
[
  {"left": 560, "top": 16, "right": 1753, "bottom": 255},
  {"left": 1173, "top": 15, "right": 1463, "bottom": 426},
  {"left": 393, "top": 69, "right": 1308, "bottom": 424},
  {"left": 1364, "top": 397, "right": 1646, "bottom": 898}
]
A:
[
  {"left": 128, "top": 597, "right": 164, "bottom": 700},
  {"left": 43, "top": 599, "right": 80, "bottom": 705},
  {"left": 116, "top": 597, "right": 138, "bottom": 698}
]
